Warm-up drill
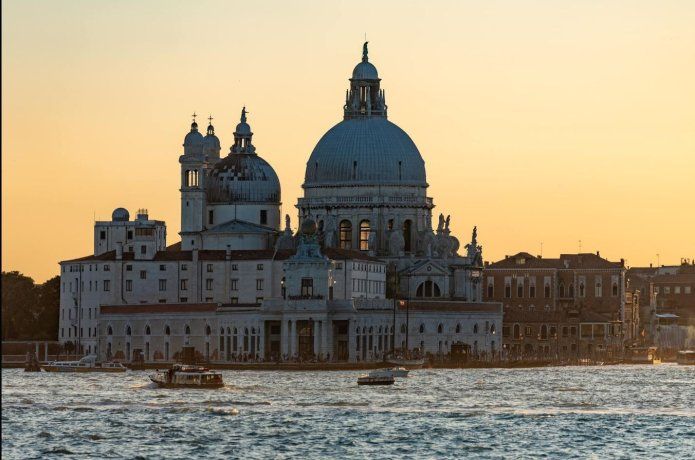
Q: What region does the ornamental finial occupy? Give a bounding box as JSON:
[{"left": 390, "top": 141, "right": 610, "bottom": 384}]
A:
[{"left": 362, "top": 41, "right": 369, "bottom": 62}]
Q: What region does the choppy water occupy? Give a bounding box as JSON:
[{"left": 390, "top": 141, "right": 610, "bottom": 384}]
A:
[{"left": 2, "top": 365, "right": 694, "bottom": 459}]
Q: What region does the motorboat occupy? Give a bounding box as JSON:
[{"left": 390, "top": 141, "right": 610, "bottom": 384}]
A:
[
  {"left": 383, "top": 367, "right": 409, "bottom": 377},
  {"left": 357, "top": 369, "right": 395, "bottom": 386},
  {"left": 625, "top": 346, "right": 661, "bottom": 364},
  {"left": 42, "top": 355, "right": 126, "bottom": 373},
  {"left": 385, "top": 357, "right": 425, "bottom": 368},
  {"left": 149, "top": 364, "right": 224, "bottom": 389},
  {"left": 676, "top": 350, "right": 695, "bottom": 365}
]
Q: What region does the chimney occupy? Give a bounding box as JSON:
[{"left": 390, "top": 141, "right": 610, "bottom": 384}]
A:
[
  {"left": 596, "top": 251, "right": 600, "bottom": 257},
  {"left": 620, "top": 258, "right": 625, "bottom": 267},
  {"left": 116, "top": 242, "right": 123, "bottom": 260},
  {"left": 650, "top": 263, "right": 652, "bottom": 268}
]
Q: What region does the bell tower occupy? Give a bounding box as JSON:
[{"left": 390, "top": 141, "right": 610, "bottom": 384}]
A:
[{"left": 179, "top": 113, "right": 207, "bottom": 250}]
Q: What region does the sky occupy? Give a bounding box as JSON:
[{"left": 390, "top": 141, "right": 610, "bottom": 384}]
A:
[{"left": 2, "top": 0, "right": 694, "bottom": 283}]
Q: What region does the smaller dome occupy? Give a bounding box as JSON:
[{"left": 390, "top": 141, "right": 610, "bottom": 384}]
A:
[
  {"left": 235, "top": 122, "right": 252, "bottom": 136},
  {"left": 301, "top": 219, "right": 317, "bottom": 236},
  {"left": 352, "top": 61, "right": 378, "bottom": 80},
  {"left": 204, "top": 131, "right": 221, "bottom": 150},
  {"left": 112, "top": 208, "right": 130, "bottom": 222}
]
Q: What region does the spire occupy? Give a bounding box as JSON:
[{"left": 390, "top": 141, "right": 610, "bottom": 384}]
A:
[
  {"left": 362, "top": 41, "right": 369, "bottom": 62},
  {"left": 206, "top": 114, "right": 215, "bottom": 135},
  {"left": 191, "top": 111, "right": 198, "bottom": 130}
]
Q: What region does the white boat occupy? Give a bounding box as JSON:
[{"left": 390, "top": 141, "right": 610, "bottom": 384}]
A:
[
  {"left": 357, "top": 369, "right": 397, "bottom": 385},
  {"left": 149, "top": 364, "right": 224, "bottom": 389},
  {"left": 42, "top": 355, "right": 126, "bottom": 373},
  {"left": 385, "top": 358, "right": 425, "bottom": 368},
  {"left": 383, "top": 367, "right": 409, "bottom": 377},
  {"left": 676, "top": 350, "right": 695, "bottom": 365}
]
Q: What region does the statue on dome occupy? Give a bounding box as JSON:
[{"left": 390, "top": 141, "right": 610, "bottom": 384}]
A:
[
  {"left": 437, "top": 214, "right": 445, "bottom": 233},
  {"left": 445, "top": 215, "right": 451, "bottom": 233},
  {"left": 362, "top": 41, "right": 369, "bottom": 61},
  {"left": 240, "top": 106, "right": 248, "bottom": 123},
  {"left": 285, "top": 214, "right": 291, "bottom": 232}
]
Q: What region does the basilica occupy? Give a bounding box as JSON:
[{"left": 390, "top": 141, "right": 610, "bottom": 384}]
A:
[{"left": 58, "top": 43, "right": 502, "bottom": 363}]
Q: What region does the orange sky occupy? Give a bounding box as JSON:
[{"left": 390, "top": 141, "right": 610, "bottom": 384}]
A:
[{"left": 3, "top": 0, "right": 694, "bottom": 282}]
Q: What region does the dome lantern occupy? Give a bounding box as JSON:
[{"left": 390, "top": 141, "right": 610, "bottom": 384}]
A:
[
  {"left": 231, "top": 107, "right": 255, "bottom": 154},
  {"left": 345, "top": 42, "right": 387, "bottom": 120}
]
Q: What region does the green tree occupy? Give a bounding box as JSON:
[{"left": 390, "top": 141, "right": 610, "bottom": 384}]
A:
[{"left": 1, "top": 271, "right": 37, "bottom": 339}]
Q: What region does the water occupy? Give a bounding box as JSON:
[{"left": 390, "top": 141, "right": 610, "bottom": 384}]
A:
[{"left": 2, "top": 365, "right": 694, "bottom": 459}]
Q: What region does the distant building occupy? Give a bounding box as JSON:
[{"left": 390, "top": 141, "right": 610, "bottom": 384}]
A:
[{"left": 483, "top": 252, "right": 626, "bottom": 359}]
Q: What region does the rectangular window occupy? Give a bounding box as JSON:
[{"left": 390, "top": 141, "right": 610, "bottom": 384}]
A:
[
  {"left": 260, "top": 210, "right": 268, "bottom": 225},
  {"left": 160, "top": 264, "right": 166, "bottom": 271},
  {"left": 525, "top": 326, "right": 532, "bottom": 336},
  {"left": 664, "top": 286, "right": 671, "bottom": 294},
  {"left": 180, "top": 297, "right": 187, "bottom": 302},
  {"left": 505, "top": 285, "right": 511, "bottom": 299},
  {"left": 104, "top": 265, "right": 110, "bottom": 271},
  {"left": 181, "top": 264, "right": 188, "bottom": 271},
  {"left": 159, "top": 299, "right": 166, "bottom": 303},
  {"left": 257, "top": 264, "right": 264, "bottom": 271},
  {"left": 529, "top": 285, "right": 536, "bottom": 298},
  {"left": 205, "top": 297, "right": 213, "bottom": 302},
  {"left": 256, "top": 297, "right": 263, "bottom": 305},
  {"left": 231, "top": 279, "right": 238, "bottom": 291},
  {"left": 674, "top": 286, "right": 681, "bottom": 294},
  {"left": 126, "top": 280, "right": 132, "bottom": 292},
  {"left": 256, "top": 279, "right": 264, "bottom": 290},
  {"left": 230, "top": 297, "right": 239, "bottom": 304},
  {"left": 206, "top": 278, "right": 213, "bottom": 290},
  {"left": 180, "top": 279, "right": 188, "bottom": 291},
  {"left": 208, "top": 210, "right": 214, "bottom": 225},
  {"left": 301, "top": 278, "right": 314, "bottom": 297},
  {"left": 126, "top": 265, "right": 133, "bottom": 271},
  {"left": 335, "top": 263, "right": 343, "bottom": 270},
  {"left": 103, "top": 280, "right": 110, "bottom": 291},
  {"left": 232, "top": 264, "right": 238, "bottom": 271},
  {"left": 140, "top": 270, "right": 147, "bottom": 279},
  {"left": 685, "top": 286, "right": 692, "bottom": 294},
  {"left": 140, "top": 245, "right": 147, "bottom": 254},
  {"left": 517, "top": 280, "right": 524, "bottom": 298},
  {"left": 100, "top": 230, "right": 106, "bottom": 240},
  {"left": 159, "top": 279, "right": 167, "bottom": 291},
  {"left": 207, "top": 264, "right": 213, "bottom": 273}
]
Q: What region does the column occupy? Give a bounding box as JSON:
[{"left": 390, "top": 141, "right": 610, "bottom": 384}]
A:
[
  {"left": 290, "top": 320, "right": 297, "bottom": 357},
  {"left": 321, "top": 319, "right": 329, "bottom": 360},
  {"left": 348, "top": 319, "right": 356, "bottom": 362},
  {"left": 280, "top": 319, "right": 288, "bottom": 358},
  {"left": 313, "top": 320, "right": 320, "bottom": 357},
  {"left": 258, "top": 321, "right": 265, "bottom": 359},
  {"left": 44, "top": 342, "right": 48, "bottom": 361}
]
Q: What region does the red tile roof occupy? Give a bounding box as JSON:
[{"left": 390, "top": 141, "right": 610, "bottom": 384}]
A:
[{"left": 486, "top": 252, "right": 623, "bottom": 270}]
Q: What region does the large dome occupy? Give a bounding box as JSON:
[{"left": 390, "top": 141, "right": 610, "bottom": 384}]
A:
[
  {"left": 208, "top": 154, "right": 280, "bottom": 203},
  {"left": 303, "top": 117, "right": 426, "bottom": 187}
]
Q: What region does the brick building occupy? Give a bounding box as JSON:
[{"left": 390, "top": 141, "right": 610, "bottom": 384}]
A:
[{"left": 483, "top": 252, "right": 627, "bottom": 360}]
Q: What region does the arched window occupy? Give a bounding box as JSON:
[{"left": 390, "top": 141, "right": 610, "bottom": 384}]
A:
[
  {"left": 612, "top": 283, "right": 618, "bottom": 296},
  {"left": 220, "top": 327, "right": 225, "bottom": 335},
  {"left": 359, "top": 220, "right": 370, "bottom": 251},
  {"left": 437, "top": 324, "right": 443, "bottom": 334},
  {"left": 559, "top": 282, "right": 565, "bottom": 298},
  {"left": 206, "top": 325, "right": 211, "bottom": 336},
  {"left": 356, "top": 327, "right": 361, "bottom": 334},
  {"left": 400, "top": 324, "right": 406, "bottom": 333},
  {"left": 339, "top": 220, "right": 352, "bottom": 250},
  {"left": 490, "top": 323, "right": 496, "bottom": 335},
  {"left": 165, "top": 325, "right": 170, "bottom": 336},
  {"left": 378, "top": 326, "right": 383, "bottom": 334},
  {"left": 145, "top": 325, "right": 151, "bottom": 335},
  {"left": 126, "top": 326, "right": 132, "bottom": 336},
  {"left": 419, "top": 324, "right": 425, "bottom": 334},
  {"left": 185, "top": 325, "right": 191, "bottom": 335},
  {"left": 513, "top": 324, "right": 520, "bottom": 339},
  {"left": 579, "top": 283, "right": 585, "bottom": 297},
  {"left": 540, "top": 324, "right": 548, "bottom": 340},
  {"left": 569, "top": 283, "right": 575, "bottom": 298},
  {"left": 403, "top": 220, "right": 412, "bottom": 252},
  {"left": 416, "top": 280, "right": 441, "bottom": 298},
  {"left": 107, "top": 326, "right": 113, "bottom": 336},
  {"left": 455, "top": 324, "right": 461, "bottom": 333},
  {"left": 473, "top": 323, "right": 479, "bottom": 334}
]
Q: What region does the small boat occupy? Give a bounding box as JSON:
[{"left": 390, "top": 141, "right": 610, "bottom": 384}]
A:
[
  {"left": 385, "top": 357, "right": 425, "bottom": 368},
  {"left": 384, "top": 367, "right": 409, "bottom": 377},
  {"left": 625, "top": 346, "right": 661, "bottom": 364},
  {"left": 357, "top": 369, "right": 395, "bottom": 386},
  {"left": 149, "top": 364, "right": 224, "bottom": 389},
  {"left": 676, "top": 350, "right": 695, "bottom": 365},
  {"left": 42, "top": 355, "right": 126, "bottom": 373}
]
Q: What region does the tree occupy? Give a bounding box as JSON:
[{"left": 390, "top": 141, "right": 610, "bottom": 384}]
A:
[{"left": 1, "top": 271, "right": 60, "bottom": 340}]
